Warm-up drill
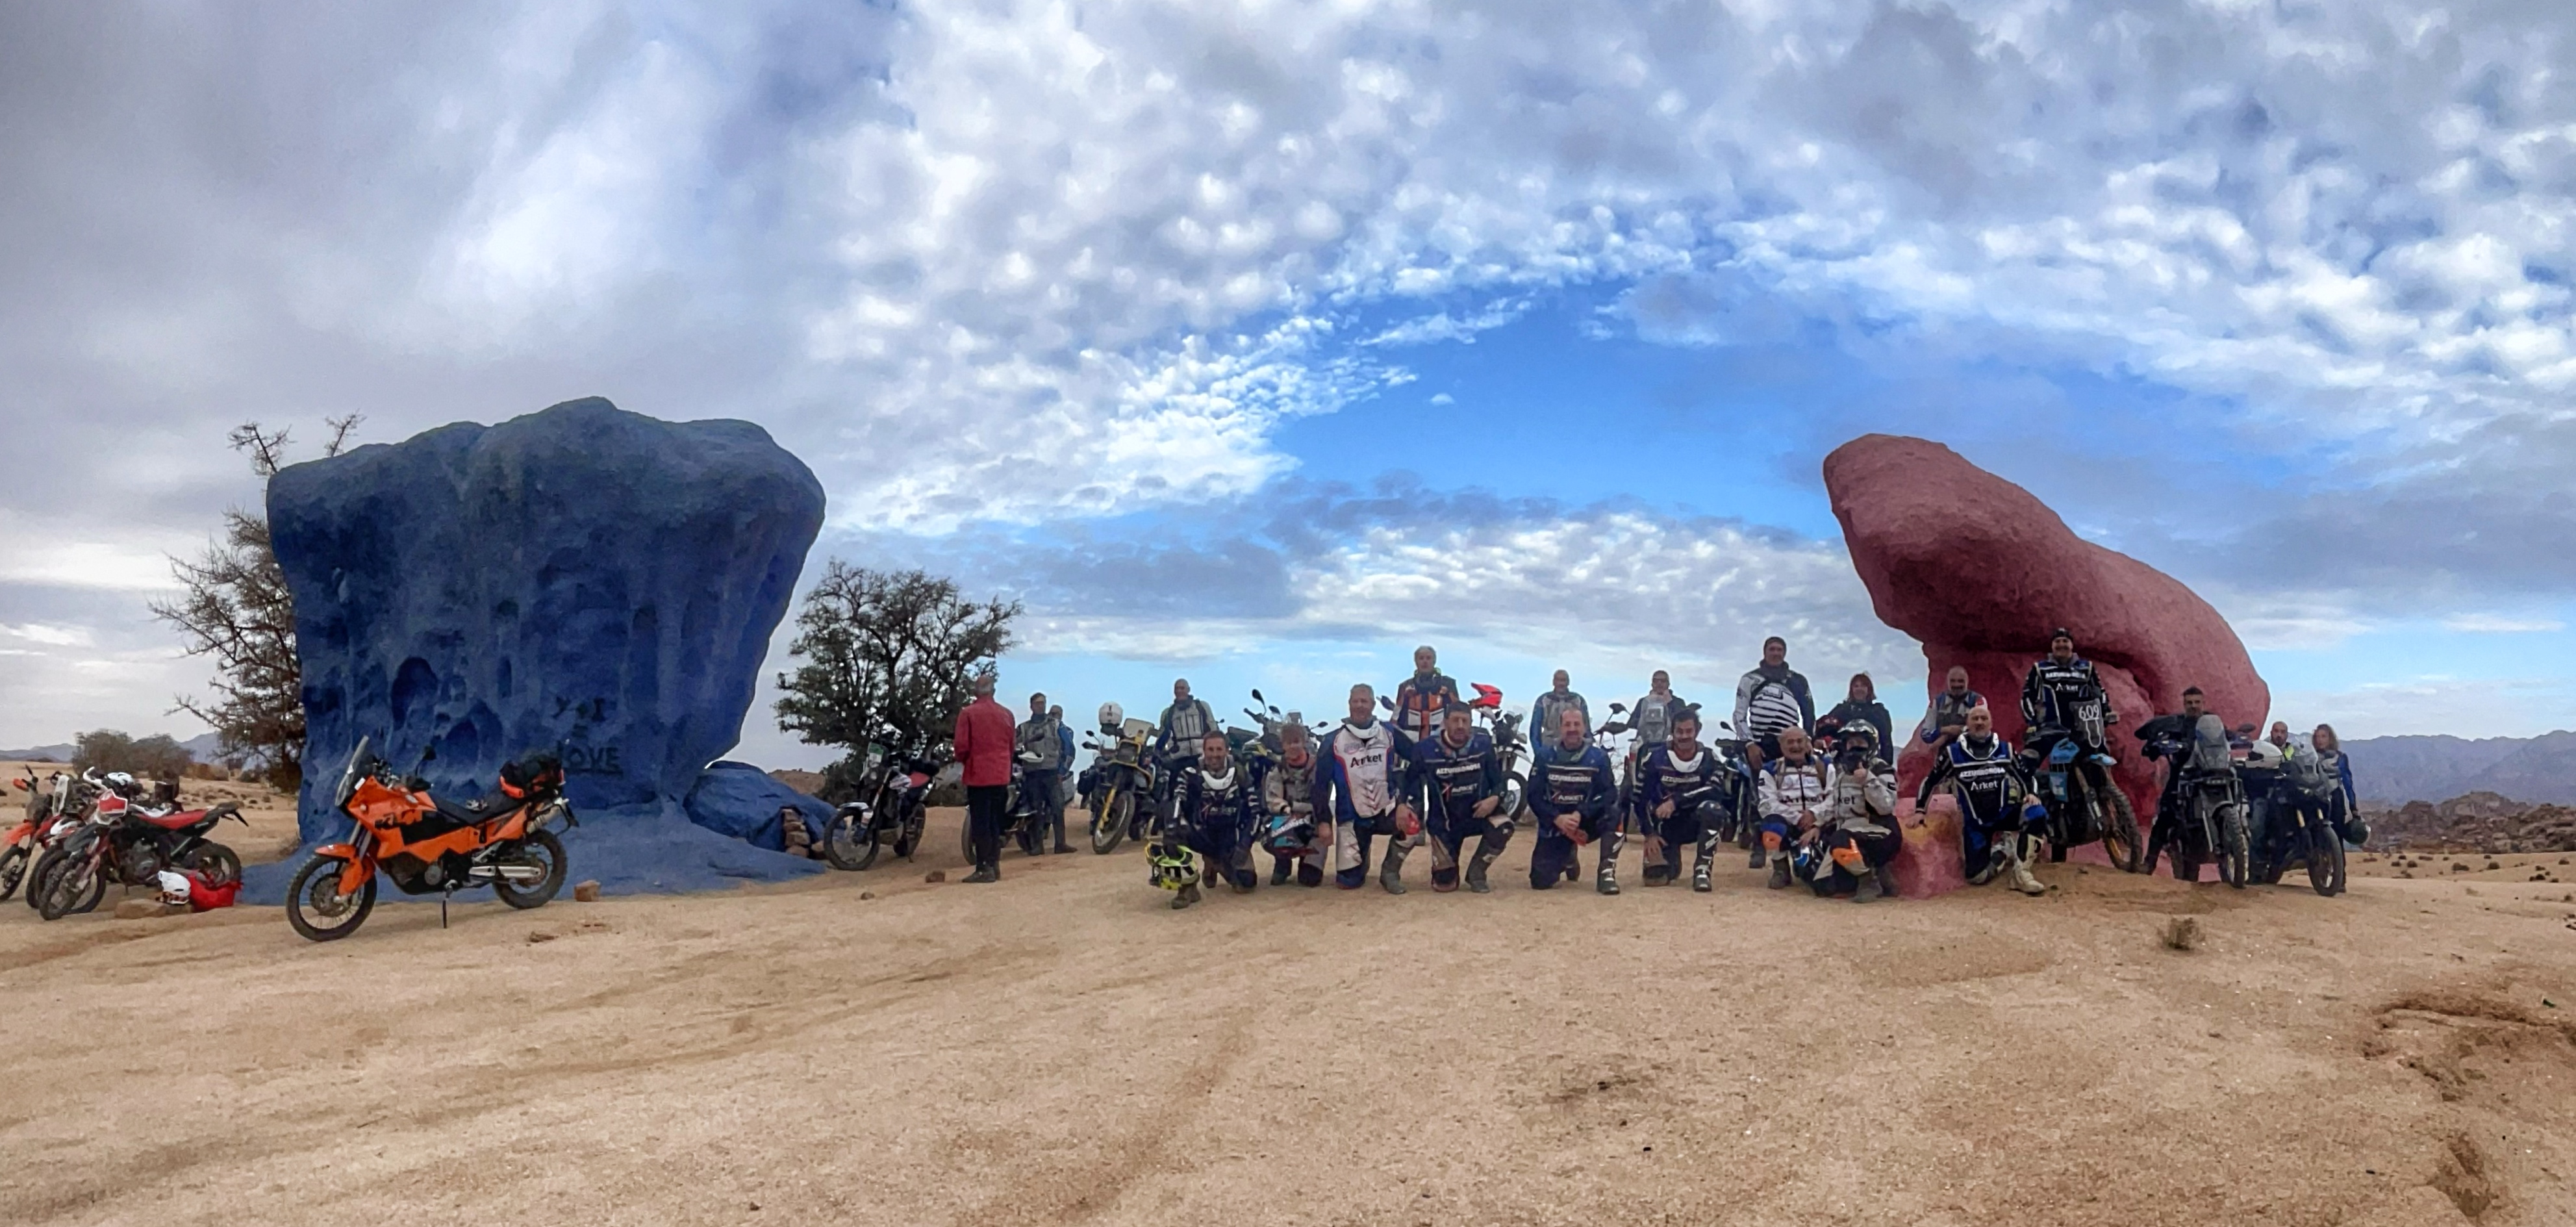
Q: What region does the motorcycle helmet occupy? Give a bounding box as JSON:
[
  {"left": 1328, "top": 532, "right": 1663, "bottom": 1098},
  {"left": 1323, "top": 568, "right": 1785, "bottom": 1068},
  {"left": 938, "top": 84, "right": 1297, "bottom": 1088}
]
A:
[
  {"left": 103, "top": 771, "right": 137, "bottom": 796},
  {"left": 1259, "top": 811, "right": 1315, "bottom": 855},
  {"left": 1147, "top": 840, "right": 1198, "bottom": 891},
  {"left": 1097, "top": 701, "right": 1125, "bottom": 734}
]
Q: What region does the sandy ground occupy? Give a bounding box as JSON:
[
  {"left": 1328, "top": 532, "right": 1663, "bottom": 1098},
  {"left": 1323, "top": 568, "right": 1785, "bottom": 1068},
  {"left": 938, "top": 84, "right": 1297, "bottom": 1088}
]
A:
[{"left": 5, "top": 801, "right": 2576, "bottom": 1227}]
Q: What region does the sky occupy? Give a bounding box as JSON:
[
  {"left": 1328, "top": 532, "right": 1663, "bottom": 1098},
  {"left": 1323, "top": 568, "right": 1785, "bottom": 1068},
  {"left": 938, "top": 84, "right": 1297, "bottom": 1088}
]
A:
[{"left": 1, "top": 0, "right": 2571, "bottom": 768}]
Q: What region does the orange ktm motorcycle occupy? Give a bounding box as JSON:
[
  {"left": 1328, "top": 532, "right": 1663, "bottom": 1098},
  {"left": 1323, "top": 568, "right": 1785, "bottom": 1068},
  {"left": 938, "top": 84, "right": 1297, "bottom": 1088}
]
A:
[
  {"left": 285, "top": 737, "right": 577, "bottom": 942},
  {"left": 3, "top": 768, "right": 88, "bottom": 902}
]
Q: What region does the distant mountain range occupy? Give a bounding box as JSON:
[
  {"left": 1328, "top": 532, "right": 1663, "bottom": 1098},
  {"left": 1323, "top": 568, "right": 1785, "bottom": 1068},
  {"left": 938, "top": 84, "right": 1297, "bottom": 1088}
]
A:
[
  {"left": 0, "top": 731, "right": 226, "bottom": 764},
  {"left": 2343, "top": 731, "right": 2576, "bottom": 805}
]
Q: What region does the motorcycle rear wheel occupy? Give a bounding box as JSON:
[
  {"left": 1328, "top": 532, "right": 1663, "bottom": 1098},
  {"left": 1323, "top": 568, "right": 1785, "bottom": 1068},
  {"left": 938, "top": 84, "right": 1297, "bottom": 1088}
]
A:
[
  {"left": 1090, "top": 790, "right": 1131, "bottom": 855},
  {"left": 2304, "top": 820, "right": 2346, "bottom": 897},
  {"left": 181, "top": 841, "right": 242, "bottom": 888},
  {"left": 821, "top": 811, "right": 879, "bottom": 870},
  {"left": 32, "top": 849, "right": 105, "bottom": 920},
  {"left": 491, "top": 830, "right": 566, "bottom": 909},
  {"left": 894, "top": 807, "right": 924, "bottom": 859},
  {"left": 285, "top": 854, "right": 377, "bottom": 941},
  {"left": 0, "top": 844, "right": 25, "bottom": 902}
]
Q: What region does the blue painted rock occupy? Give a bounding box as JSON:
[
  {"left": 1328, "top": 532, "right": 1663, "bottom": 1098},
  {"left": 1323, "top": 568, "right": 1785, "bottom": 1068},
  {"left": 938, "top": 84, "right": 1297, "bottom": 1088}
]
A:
[
  {"left": 258, "top": 397, "right": 828, "bottom": 895},
  {"left": 685, "top": 761, "right": 836, "bottom": 852}
]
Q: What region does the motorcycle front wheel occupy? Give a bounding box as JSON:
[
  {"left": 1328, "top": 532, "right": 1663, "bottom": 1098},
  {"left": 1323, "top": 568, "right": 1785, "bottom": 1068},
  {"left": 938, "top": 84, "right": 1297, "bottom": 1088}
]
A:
[
  {"left": 894, "top": 805, "right": 925, "bottom": 859},
  {"left": 491, "top": 830, "right": 566, "bottom": 909},
  {"left": 2217, "top": 802, "right": 2251, "bottom": 889},
  {"left": 2304, "top": 819, "right": 2346, "bottom": 897},
  {"left": 32, "top": 849, "right": 107, "bottom": 920},
  {"left": 821, "top": 811, "right": 879, "bottom": 870},
  {"left": 0, "top": 844, "right": 25, "bottom": 902},
  {"left": 2094, "top": 777, "right": 2142, "bottom": 873},
  {"left": 285, "top": 854, "right": 377, "bottom": 942},
  {"left": 1090, "top": 790, "right": 1131, "bottom": 855}
]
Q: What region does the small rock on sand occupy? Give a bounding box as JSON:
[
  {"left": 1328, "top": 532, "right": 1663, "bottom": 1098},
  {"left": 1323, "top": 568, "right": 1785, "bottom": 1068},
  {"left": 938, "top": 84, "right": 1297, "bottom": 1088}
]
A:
[
  {"left": 573, "top": 880, "right": 601, "bottom": 903},
  {"left": 925, "top": 870, "right": 946, "bottom": 883}
]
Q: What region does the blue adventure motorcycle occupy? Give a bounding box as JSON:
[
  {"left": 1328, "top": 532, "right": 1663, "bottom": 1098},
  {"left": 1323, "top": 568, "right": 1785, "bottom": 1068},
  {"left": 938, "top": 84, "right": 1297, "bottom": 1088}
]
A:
[{"left": 2030, "top": 697, "right": 2142, "bottom": 872}]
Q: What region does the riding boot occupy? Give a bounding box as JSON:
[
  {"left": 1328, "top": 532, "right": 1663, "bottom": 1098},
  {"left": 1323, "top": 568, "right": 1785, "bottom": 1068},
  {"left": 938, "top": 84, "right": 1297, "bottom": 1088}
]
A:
[
  {"left": 1691, "top": 848, "right": 1713, "bottom": 892},
  {"left": 1467, "top": 845, "right": 1501, "bottom": 894},
  {"left": 1379, "top": 839, "right": 1411, "bottom": 894},
  {"left": 1270, "top": 857, "right": 1292, "bottom": 887},
  {"left": 2008, "top": 836, "right": 2045, "bottom": 896},
  {"left": 1967, "top": 839, "right": 2002, "bottom": 887},
  {"left": 1170, "top": 879, "right": 1201, "bottom": 910},
  {"left": 1767, "top": 856, "right": 1792, "bottom": 890},
  {"left": 1871, "top": 863, "right": 1898, "bottom": 900},
  {"left": 1595, "top": 833, "right": 1622, "bottom": 895},
  {"left": 1749, "top": 842, "right": 1767, "bottom": 870}
]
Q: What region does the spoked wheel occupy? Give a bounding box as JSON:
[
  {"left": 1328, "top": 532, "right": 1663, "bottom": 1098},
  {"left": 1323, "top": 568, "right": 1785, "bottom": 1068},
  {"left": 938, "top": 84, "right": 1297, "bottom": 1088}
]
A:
[
  {"left": 894, "top": 807, "right": 924, "bottom": 859},
  {"left": 33, "top": 850, "right": 107, "bottom": 920},
  {"left": 285, "top": 854, "right": 377, "bottom": 942},
  {"left": 1090, "top": 791, "right": 1131, "bottom": 855},
  {"left": 490, "top": 830, "right": 567, "bottom": 909},
  {"left": 180, "top": 842, "right": 242, "bottom": 889},
  {"left": 0, "top": 844, "right": 26, "bottom": 902},
  {"left": 2304, "top": 819, "right": 2347, "bottom": 897},
  {"left": 2094, "top": 779, "right": 2143, "bottom": 873},
  {"left": 2217, "top": 802, "right": 2251, "bottom": 889},
  {"left": 821, "top": 811, "right": 879, "bottom": 870}
]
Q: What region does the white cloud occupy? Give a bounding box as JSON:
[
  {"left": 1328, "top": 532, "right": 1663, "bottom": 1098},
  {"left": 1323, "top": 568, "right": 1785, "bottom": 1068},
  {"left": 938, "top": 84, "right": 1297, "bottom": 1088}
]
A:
[
  {"left": 2442, "top": 613, "right": 2568, "bottom": 633},
  {"left": 0, "top": 622, "right": 95, "bottom": 648}
]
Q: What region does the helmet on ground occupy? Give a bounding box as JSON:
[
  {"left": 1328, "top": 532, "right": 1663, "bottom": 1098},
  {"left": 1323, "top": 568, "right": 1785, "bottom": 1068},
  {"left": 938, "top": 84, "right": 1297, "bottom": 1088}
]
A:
[
  {"left": 1097, "top": 701, "right": 1124, "bottom": 733},
  {"left": 1147, "top": 840, "right": 1197, "bottom": 891},
  {"left": 1259, "top": 812, "right": 1315, "bottom": 855}
]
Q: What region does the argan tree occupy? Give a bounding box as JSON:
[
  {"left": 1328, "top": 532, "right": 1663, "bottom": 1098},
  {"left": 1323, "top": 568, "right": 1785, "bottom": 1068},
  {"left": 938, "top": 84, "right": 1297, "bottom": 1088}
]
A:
[
  {"left": 149, "top": 416, "right": 360, "bottom": 790},
  {"left": 71, "top": 729, "right": 194, "bottom": 781},
  {"left": 774, "top": 563, "right": 1019, "bottom": 797}
]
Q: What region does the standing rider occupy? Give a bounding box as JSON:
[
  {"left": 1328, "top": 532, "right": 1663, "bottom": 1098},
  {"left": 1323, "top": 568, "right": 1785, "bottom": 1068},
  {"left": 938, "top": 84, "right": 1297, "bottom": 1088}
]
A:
[
  {"left": 1819, "top": 672, "right": 1894, "bottom": 759},
  {"left": 1527, "top": 707, "right": 1619, "bottom": 893},
  {"left": 1408, "top": 705, "right": 1511, "bottom": 893},
  {"left": 2133, "top": 685, "right": 2216, "bottom": 866},
  {"left": 1915, "top": 666, "right": 1984, "bottom": 752},
  {"left": 1734, "top": 636, "right": 1815, "bottom": 772},
  {"left": 1017, "top": 692, "right": 1069, "bottom": 854},
  {"left": 1623, "top": 670, "right": 1691, "bottom": 833},
  {"left": 1919, "top": 705, "right": 2043, "bottom": 895},
  {"left": 1531, "top": 670, "right": 1589, "bottom": 755},
  {"left": 1166, "top": 730, "right": 1259, "bottom": 910},
  {"left": 1154, "top": 678, "right": 1219, "bottom": 836},
  {"left": 1312, "top": 683, "right": 1421, "bottom": 892},
  {"left": 1756, "top": 726, "right": 1834, "bottom": 890},
  {"left": 1637, "top": 709, "right": 1728, "bottom": 892},
  {"left": 1391, "top": 646, "right": 1461, "bottom": 753}
]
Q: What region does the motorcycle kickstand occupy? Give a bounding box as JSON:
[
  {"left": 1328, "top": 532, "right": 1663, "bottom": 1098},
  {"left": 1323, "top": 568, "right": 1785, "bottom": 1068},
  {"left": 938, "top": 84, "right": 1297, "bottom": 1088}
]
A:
[{"left": 440, "top": 883, "right": 459, "bottom": 930}]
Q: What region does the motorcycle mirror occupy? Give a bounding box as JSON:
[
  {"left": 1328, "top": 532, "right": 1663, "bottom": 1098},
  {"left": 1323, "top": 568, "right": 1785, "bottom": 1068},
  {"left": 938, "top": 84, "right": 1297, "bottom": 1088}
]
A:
[
  {"left": 1250, "top": 689, "right": 1265, "bottom": 704},
  {"left": 1378, "top": 696, "right": 1396, "bottom": 712}
]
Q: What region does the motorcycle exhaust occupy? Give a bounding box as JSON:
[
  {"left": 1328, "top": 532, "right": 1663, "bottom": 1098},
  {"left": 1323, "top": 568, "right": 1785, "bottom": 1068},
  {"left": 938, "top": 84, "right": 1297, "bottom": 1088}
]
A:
[{"left": 466, "top": 863, "right": 548, "bottom": 883}]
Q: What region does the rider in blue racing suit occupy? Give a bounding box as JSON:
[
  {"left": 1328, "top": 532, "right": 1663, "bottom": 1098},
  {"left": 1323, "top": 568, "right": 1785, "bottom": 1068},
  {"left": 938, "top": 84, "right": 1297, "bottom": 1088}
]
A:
[{"left": 1527, "top": 706, "right": 1619, "bottom": 893}]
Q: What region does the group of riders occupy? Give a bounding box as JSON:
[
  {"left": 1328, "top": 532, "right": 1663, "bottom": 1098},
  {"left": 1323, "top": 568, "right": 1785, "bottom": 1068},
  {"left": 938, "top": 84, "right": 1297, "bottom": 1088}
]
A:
[{"left": 1050, "top": 631, "right": 2366, "bottom": 910}]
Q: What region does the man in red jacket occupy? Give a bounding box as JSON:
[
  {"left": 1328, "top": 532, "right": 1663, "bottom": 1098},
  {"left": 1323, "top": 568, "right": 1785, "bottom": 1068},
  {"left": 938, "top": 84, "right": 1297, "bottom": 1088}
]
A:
[{"left": 954, "top": 671, "right": 1017, "bottom": 883}]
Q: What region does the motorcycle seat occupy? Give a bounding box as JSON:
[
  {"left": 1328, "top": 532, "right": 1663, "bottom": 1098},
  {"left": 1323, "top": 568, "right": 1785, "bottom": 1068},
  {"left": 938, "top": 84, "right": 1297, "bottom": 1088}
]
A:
[
  {"left": 133, "top": 806, "right": 210, "bottom": 831},
  {"left": 430, "top": 789, "right": 518, "bottom": 826}
]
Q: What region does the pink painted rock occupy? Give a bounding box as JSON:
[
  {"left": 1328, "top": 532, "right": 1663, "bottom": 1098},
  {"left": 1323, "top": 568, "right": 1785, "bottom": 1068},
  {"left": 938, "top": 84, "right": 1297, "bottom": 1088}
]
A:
[
  {"left": 1892, "top": 795, "right": 1966, "bottom": 899},
  {"left": 1825, "top": 435, "right": 2270, "bottom": 876}
]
